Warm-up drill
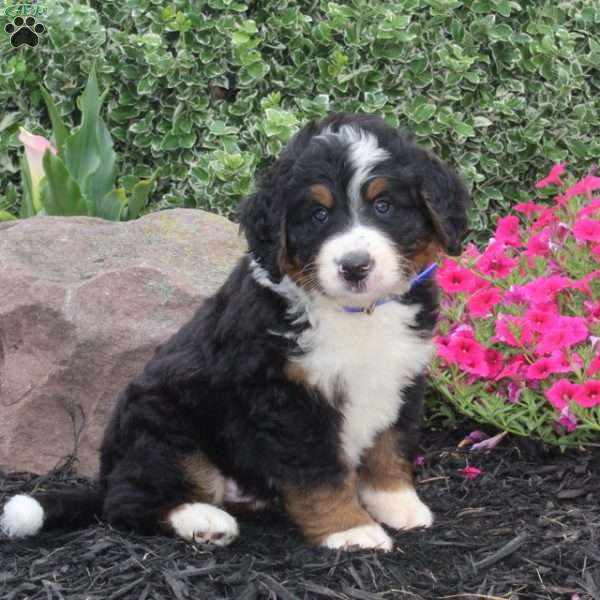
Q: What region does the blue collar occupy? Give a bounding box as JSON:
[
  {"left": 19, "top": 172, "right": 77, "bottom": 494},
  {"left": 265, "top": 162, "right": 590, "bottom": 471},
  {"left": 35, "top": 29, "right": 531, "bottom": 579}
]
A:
[{"left": 342, "top": 263, "right": 437, "bottom": 315}]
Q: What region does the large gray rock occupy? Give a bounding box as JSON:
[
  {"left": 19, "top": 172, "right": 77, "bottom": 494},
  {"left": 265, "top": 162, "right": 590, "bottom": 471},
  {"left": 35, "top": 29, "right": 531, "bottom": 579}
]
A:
[{"left": 0, "top": 209, "right": 245, "bottom": 477}]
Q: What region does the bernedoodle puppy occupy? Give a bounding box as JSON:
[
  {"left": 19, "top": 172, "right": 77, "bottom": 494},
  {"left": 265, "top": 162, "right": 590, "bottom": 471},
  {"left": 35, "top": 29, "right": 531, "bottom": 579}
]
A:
[{"left": 1, "top": 112, "right": 469, "bottom": 551}]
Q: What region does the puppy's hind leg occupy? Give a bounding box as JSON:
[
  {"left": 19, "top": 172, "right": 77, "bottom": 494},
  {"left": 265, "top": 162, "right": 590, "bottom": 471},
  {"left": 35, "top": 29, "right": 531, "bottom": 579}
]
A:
[
  {"left": 168, "top": 450, "right": 238, "bottom": 546},
  {"left": 102, "top": 442, "right": 239, "bottom": 546}
]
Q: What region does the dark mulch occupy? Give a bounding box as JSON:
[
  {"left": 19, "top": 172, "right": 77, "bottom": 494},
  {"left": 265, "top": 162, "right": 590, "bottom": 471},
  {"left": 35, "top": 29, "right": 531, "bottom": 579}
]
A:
[{"left": 2, "top": 429, "right": 599, "bottom": 600}]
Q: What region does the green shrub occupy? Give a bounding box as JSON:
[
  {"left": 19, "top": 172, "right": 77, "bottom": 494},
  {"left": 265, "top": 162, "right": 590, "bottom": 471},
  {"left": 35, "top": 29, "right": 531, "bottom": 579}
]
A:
[{"left": 1, "top": 0, "right": 599, "bottom": 239}]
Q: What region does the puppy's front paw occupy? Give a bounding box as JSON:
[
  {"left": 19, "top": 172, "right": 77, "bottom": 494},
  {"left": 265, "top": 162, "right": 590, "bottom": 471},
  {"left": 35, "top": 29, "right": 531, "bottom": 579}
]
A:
[
  {"left": 321, "top": 523, "right": 392, "bottom": 552},
  {"left": 168, "top": 503, "right": 239, "bottom": 546},
  {"left": 360, "top": 487, "right": 433, "bottom": 530}
]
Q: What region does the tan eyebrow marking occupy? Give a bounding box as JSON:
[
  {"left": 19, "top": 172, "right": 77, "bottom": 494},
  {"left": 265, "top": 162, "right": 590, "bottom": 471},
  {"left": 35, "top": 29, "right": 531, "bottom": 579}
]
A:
[
  {"left": 365, "top": 177, "right": 388, "bottom": 202},
  {"left": 309, "top": 184, "right": 335, "bottom": 209}
]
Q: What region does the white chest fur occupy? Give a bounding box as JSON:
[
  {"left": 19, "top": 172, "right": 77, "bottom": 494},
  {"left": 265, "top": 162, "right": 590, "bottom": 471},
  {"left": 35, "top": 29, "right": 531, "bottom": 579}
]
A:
[{"left": 293, "top": 298, "right": 434, "bottom": 465}]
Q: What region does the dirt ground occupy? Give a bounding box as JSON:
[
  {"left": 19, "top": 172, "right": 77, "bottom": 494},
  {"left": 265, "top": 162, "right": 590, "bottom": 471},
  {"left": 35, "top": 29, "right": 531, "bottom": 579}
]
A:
[{"left": 1, "top": 427, "right": 599, "bottom": 600}]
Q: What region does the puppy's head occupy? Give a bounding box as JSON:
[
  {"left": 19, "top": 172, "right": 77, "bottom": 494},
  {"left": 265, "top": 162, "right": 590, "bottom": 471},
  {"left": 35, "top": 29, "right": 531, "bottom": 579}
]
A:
[{"left": 240, "top": 113, "right": 470, "bottom": 307}]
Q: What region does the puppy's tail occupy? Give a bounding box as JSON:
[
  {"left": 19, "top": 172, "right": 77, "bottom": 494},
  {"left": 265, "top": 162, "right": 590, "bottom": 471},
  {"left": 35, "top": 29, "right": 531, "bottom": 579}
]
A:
[{"left": 1, "top": 488, "right": 103, "bottom": 538}]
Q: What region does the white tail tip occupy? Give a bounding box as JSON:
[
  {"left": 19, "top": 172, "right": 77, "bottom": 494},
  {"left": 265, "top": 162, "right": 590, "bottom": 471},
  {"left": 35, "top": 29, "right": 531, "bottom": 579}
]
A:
[{"left": 1, "top": 494, "right": 45, "bottom": 538}]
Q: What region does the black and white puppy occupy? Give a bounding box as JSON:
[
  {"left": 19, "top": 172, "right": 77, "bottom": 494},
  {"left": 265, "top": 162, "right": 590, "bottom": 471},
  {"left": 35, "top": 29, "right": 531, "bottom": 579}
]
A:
[{"left": 1, "top": 112, "right": 469, "bottom": 551}]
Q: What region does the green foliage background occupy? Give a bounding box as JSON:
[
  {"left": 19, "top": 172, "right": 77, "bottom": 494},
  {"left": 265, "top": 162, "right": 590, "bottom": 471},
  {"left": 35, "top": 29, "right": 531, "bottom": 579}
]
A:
[{"left": 1, "top": 0, "right": 599, "bottom": 237}]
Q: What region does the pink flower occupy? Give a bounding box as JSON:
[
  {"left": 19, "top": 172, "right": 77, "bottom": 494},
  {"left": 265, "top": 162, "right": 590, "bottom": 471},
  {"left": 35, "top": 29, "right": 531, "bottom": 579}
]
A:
[
  {"left": 535, "top": 163, "right": 566, "bottom": 188},
  {"left": 573, "top": 218, "right": 600, "bottom": 242},
  {"left": 476, "top": 244, "right": 518, "bottom": 279},
  {"left": 584, "top": 301, "right": 600, "bottom": 321},
  {"left": 494, "top": 216, "right": 521, "bottom": 247},
  {"left": 526, "top": 358, "right": 560, "bottom": 380},
  {"left": 448, "top": 336, "right": 489, "bottom": 378},
  {"left": 525, "top": 308, "right": 556, "bottom": 333},
  {"left": 503, "top": 285, "right": 528, "bottom": 305},
  {"left": 413, "top": 455, "right": 425, "bottom": 467},
  {"left": 452, "top": 324, "right": 476, "bottom": 339},
  {"left": 531, "top": 208, "right": 558, "bottom": 231},
  {"left": 514, "top": 202, "right": 544, "bottom": 216},
  {"left": 435, "top": 335, "right": 455, "bottom": 364},
  {"left": 462, "top": 243, "right": 482, "bottom": 258},
  {"left": 495, "top": 355, "right": 526, "bottom": 381},
  {"left": 437, "top": 260, "right": 477, "bottom": 294},
  {"left": 587, "top": 355, "right": 600, "bottom": 377},
  {"left": 577, "top": 197, "right": 600, "bottom": 219},
  {"left": 541, "top": 350, "right": 573, "bottom": 374},
  {"left": 574, "top": 381, "right": 600, "bottom": 408},
  {"left": 557, "top": 406, "right": 577, "bottom": 433},
  {"left": 462, "top": 466, "right": 482, "bottom": 480},
  {"left": 525, "top": 230, "right": 551, "bottom": 258},
  {"left": 495, "top": 315, "right": 533, "bottom": 347},
  {"left": 19, "top": 128, "right": 58, "bottom": 212},
  {"left": 484, "top": 349, "right": 504, "bottom": 378},
  {"left": 546, "top": 379, "right": 579, "bottom": 409},
  {"left": 523, "top": 276, "right": 572, "bottom": 304},
  {"left": 467, "top": 287, "right": 502, "bottom": 317},
  {"left": 557, "top": 175, "right": 600, "bottom": 204},
  {"left": 585, "top": 270, "right": 600, "bottom": 284},
  {"left": 537, "top": 327, "right": 588, "bottom": 355}
]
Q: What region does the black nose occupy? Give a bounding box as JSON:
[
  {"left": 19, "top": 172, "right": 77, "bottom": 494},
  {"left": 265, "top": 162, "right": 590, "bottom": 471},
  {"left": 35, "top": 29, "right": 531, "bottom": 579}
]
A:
[{"left": 338, "top": 251, "right": 373, "bottom": 283}]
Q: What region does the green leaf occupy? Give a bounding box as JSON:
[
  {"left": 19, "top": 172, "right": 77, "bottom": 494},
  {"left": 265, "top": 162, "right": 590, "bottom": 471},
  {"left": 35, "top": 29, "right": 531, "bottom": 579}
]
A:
[
  {"left": 41, "top": 151, "right": 87, "bottom": 216},
  {"left": 63, "top": 66, "right": 117, "bottom": 212},
  {"left": 127, "top": 177, "right": 155, "bottom": 219},
  {"left": 85, "top": 118, "right": 117, "bottom": 208},
  {"left": 97, "top": 188, "right": 126, "bottom": 221},
  {"left": 451, "top": 120, "right": 475, "bottom": 137},
  {"left": 411, "top": 103, "right": 436, "bottom": 124},
  {"left": 473, "top": 116, "right": 493, "bottom": 127},
  {"left": 40, "top": 86, "right": 69, "bottom": 153},
  {"left": 0, "top": 210, "right": 17, "bottom": 221},
  {"left": 19, "top": 156, "right": 35, "bottom": 218}
]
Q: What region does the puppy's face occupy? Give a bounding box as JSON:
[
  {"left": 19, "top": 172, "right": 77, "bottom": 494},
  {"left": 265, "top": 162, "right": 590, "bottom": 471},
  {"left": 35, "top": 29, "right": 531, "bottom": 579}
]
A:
[{"left": 241, "top": 113, "right": 470, "bottom": 306}]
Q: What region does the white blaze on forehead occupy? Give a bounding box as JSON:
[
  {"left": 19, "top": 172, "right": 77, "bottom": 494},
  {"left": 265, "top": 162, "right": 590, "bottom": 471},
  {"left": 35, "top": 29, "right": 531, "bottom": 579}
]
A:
[{"left": 318, "top": 125, "right": 390, "bottom": 212}]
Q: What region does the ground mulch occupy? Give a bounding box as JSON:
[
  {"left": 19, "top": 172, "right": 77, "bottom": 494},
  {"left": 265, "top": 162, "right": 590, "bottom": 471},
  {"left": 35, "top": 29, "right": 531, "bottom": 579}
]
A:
[{"left": 1, "top": 427, "right": 599, "bottom": 600}]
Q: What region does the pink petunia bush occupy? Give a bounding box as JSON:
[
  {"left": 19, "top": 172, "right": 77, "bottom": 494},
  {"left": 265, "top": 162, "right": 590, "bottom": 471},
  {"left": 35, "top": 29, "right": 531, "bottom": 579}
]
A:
[{"left": 430, "top": 164, "right": 600, "bottom": 447}]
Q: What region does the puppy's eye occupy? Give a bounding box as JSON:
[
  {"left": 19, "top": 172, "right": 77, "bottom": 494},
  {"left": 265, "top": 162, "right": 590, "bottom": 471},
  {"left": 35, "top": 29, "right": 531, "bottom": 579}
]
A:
[
  {"left": 312, "top": 207, "right": 329, "bottom": 224},
  {"left": 374, "top": 198, "right": 392, "bottom": 216}
]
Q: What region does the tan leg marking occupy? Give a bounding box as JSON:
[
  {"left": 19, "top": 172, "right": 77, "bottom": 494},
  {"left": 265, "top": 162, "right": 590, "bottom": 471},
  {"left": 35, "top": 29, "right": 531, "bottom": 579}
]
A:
[
  {"left": 180, "top": 451, "right": 226, "bottom": 505},
  {"left": 359, "top": 430, "right": 433, "bottom": 530},
  {"left": 359, "top": 429, "right": 414, "bottom": 491},
  {"left": 283, "top": 472, "right": 391, "bottom": 550}
]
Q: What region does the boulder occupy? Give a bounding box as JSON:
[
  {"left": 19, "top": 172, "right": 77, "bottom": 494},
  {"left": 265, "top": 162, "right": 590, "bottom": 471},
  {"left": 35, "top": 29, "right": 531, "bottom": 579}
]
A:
[{"left": 0, "top": 209, "right": 245, "bottom": 477}]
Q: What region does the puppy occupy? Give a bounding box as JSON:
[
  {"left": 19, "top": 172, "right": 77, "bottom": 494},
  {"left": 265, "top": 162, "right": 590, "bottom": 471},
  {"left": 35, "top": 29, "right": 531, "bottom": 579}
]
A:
[{"left": 1, "top": 113, "right": 469, "bottom": 551}]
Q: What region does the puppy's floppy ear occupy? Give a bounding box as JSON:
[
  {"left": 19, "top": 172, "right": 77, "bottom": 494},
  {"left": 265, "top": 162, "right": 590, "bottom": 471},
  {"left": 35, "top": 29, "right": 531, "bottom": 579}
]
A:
[
  {"left": 239, "top": 160, "right": 291, "bottom": 280},
  {"left": 419, "top": 153, "right": 470, "bottom": 256}
]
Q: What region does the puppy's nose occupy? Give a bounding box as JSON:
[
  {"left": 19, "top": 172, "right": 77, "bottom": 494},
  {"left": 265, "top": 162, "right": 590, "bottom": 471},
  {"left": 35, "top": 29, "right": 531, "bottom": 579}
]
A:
[{"left": 338, "top": 251, "right": 374, "bottom": 283}]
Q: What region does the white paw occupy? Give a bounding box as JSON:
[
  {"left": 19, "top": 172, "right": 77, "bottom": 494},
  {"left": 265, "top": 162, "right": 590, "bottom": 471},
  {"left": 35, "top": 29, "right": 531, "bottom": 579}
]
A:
[
  {"left": 322, "top": 523, "right": 393, "bottom": 552},
  {"left": 360, "top": 487, "right": 433, "bottom": 530},
  {"left": 1, "top": 495, "right": 45, "bottom": 538},
  {"left": 168, "top": 503, "right": 238, "bottom": 546}
]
